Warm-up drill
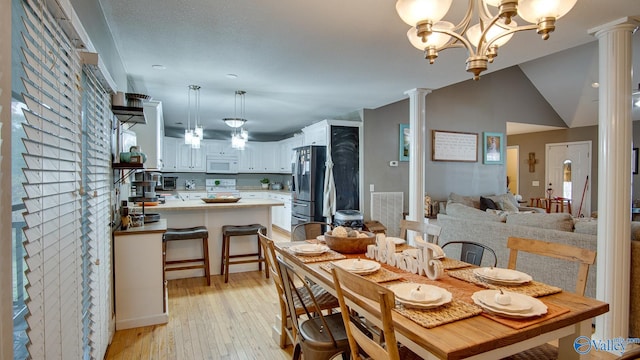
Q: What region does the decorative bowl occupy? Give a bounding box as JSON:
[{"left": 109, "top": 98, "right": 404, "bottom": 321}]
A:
[{"left": 323, "top": 231, "right": 375, "bottom": 254}]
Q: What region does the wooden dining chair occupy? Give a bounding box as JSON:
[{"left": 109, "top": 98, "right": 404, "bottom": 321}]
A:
[
  {"left": 441, "top": 240, "right": 497, "bottom": 267},
  {"left": 399, "top": 219, "right": 441, "bottom": 244},
  {"left": 331, "top": 265, "right": 420, "bottom": 360},
  {"left": 258, "top": 232, "right": 339, "bottom": 348},
  {"left": 291, "top": 221, "right": 333, "bottom": 242},
  {"left": 506, "top": 236, "right": 596, "bottom": 296},
  {"left": 277, "top": 257, "right": 350, "bottom": 360}
]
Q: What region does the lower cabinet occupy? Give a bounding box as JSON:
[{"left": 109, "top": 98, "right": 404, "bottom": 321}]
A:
[{"left": 240, "top": 191, "right": 292, "bottom": 232}]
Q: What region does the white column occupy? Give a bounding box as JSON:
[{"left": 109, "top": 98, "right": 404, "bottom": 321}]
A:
[
  {"left": 589, "top": 17, "right": 638, "bottom": 342},
  {"left": 404, "top": 88, "right": 431, "bottom": 232}
]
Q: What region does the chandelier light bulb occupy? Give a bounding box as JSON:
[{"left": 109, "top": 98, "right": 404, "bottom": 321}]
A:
[{"left": 396, "top": 0, "right": 453, "bottom": 26}]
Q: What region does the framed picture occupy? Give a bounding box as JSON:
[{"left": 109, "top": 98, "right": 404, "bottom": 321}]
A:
[
  {"left": 432, "top": 130, "right": 478, "bottom": 162},
  {"left": 399, "top": 124, "right": 410, "bottom": 161},
  {"left": 483, "top": 132, "right": 504, "bottom": 164},
  {"left": 634, "top": 148, "right": 638, "bottom": 175}
]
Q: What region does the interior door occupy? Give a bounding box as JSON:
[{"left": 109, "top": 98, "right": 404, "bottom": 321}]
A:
[{"left": 546, "top": 141, "right": 591, "bottom": 217}]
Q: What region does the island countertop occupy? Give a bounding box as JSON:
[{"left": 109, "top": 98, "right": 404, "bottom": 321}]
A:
[{"left": 136, "top": 198, "right": 284, "bottom": 211}]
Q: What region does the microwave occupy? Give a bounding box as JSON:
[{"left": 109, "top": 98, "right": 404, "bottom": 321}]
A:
[{"left": 206, "top": 156, "right": 239, "bottom": 174}]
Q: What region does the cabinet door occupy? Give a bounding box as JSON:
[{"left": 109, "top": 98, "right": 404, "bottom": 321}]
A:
[
  {"left": 303, "top": 124, "right": 327, "bottom": 146},
  {"left": 238, "top": 142, "right": 257, "bottom": 172},
  {"left": 163, "top": 137, "right": 178, "bottom": 172},
  {"left": 206, "top": 140, "right": 238, "bottom": 157},
  {"left": 259, "top": 142, "right": 279, "bottom": 172},
  {"left": 278, "top": 137, "right": 302, "bottom": 173},
  {"left": 177, "top": 144, "right": 205, "bottom": 172}
]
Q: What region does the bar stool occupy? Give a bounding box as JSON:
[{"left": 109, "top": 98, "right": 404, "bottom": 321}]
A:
[
  {"left": 221, "top": 224, "right": 268, "bottom": 283},
  {"left": 163, "top": 226, "right": 210, "bottom": 286}
]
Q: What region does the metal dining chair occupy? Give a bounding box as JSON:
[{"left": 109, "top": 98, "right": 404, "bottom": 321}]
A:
[
  {"left": 291, "top": 221, "right": 333, "bottom": 242},
  {"left": 276, "top": 257, "right": 350, "bottom": 360},
  {"left": 441, "top": 240, "right": 497, "bottom": 267}
]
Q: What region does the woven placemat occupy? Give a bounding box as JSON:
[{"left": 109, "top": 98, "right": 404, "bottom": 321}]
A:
[
  {"left": 394, "top": 299, "right": 483, "bottom": 329},
  {"left": 319, "top": 262, "right": 404, "bottom": 283},
  {"left": 440, "top": 257, "right": 472, "bottom": 270},
  {"left": 481, "top": 301, "right": 570, "bottom": 330},
  {"left": 447, "top": 268, "right": 562, "bottom": 297},
  {"left": 284, "top": 248, "right": 346, "bottom": 263}
]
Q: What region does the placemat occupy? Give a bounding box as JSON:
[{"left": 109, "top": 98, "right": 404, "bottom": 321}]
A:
[
  {"left": 394, "top": 299, "right": 483, "bottom": 329},
  {"left": 284, "top": 248, "right": 346, "bottom": 263},
  {"left": 320, "top": 262, "right": 404, "bottom": 283},
  {"left": 440, "top": 257, "right": 473, "bottom": 270},
  {"left": 447, "top": 268, "right": 562, "bottom": 298},
  {"left": 480, "top": 301, "right": 570, "bottom": 329}
]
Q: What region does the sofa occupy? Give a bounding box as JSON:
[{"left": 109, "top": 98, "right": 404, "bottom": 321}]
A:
[{"left": 436, "top": 192, "right": 640, "bottom": 337}]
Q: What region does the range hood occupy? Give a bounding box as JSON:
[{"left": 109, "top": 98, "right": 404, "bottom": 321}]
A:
[{"left": 112, "top": 92, "right": 150, "bottom": 124}]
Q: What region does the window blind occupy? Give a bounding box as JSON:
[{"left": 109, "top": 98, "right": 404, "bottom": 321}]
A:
[{"left": 19, "top": 0, "right": 83, "bottom": 358}]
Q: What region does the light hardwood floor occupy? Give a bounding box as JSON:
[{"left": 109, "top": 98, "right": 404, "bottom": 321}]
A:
[{"left": 105, "top": 227, "right": 619, "bottom": 360}]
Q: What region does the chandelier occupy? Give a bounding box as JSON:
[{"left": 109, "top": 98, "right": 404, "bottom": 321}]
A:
[
  {"left": 396, "top": 0, "right": 577, "bottom": 80},
  {"left": 223, "top": 90, "right": 249, "bottom": 150},
  {"left": 185, "top": 85, "right": 203, "bottom": 149}
]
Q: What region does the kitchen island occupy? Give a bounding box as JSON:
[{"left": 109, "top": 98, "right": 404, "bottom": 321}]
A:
[{"left": 147, "top": 198, "right": 284, "bottom": 280}]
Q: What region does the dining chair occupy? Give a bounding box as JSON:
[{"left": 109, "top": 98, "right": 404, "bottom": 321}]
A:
[
  {"left": 291, "top": 221, "right": 333, "bottom": 242},
  {"left": 441, "top": 240, "right": 498, "bottom": 267},
  {"left": 503, "top": 236, "right": 597, "bottom": 360},
  {"left": 399, "top": 219, "right": 441, "bottom": 244},
  {"left": 331, "top": 265, "right": 420, "bottom": 360},
  {"left": 258, "top": 232, "right": 339, "bottom": 349},
  {"left": 276, "top": 257, "right": 350, "bottom": 360},
  {"left": 506, "top": 236, "right": 596, "bottom": 296}
]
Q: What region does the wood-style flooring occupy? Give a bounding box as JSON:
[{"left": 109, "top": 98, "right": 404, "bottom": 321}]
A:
[{"left": 105, "top": 227, "right": 620, "bottom": 360}]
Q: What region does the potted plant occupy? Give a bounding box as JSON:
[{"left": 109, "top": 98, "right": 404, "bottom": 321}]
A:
[{"left": 260, "top": 178, "right": 270, "bottom": 189}]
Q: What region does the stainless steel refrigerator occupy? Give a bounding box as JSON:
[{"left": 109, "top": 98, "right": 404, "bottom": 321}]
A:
[{"left": 291, "top": 145, "right": 326, "bottom": 229}]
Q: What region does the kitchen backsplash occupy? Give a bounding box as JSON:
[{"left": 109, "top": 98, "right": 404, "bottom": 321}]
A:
[{"left": 161, "top": 172, "right": 290, "bottom": 190}]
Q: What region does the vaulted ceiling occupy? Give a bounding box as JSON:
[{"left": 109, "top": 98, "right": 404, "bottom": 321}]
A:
[{"left": 93, "top": 1, "right": 640, "bottom": 139}]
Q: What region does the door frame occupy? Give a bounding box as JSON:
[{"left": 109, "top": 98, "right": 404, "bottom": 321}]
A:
[
  {"left": 545, "top": 141, "right": 592, "bottom": 217},
  {"left": 506, "top": 145, "right": 519, "bottom": 195}
]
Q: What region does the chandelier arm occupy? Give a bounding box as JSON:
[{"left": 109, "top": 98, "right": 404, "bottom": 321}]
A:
[
  {"left": 431, "top": 29, "right": 475, "bottom": 55},
  {"left": 478, "top": 23, "right": 539, "bottom": 54}
]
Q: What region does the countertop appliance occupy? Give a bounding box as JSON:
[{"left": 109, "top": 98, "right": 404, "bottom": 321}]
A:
[
  {"left": 291, "top": 146, "right": 326, "bottom": 229},
  {"left": 161, "top": 176, "right": 177, "bottom": 191},
  {"left": 205, "top": 179, "right": 240, "bottom": 198}
]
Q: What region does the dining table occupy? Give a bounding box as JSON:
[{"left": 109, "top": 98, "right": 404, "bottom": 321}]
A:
[{"left": 274, "top": 241, "right": 609, "bottom": 360}]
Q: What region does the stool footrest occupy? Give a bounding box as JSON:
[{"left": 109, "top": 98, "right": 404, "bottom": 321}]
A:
[
  {"left": 166, "top": 264, "right": 206, "bottom": 271},
  {"left": 166, "top": 258, "right": 205, "bottom": 265},
  {"left": 227, "top": 258, "right": 266, "bottom": 266}
]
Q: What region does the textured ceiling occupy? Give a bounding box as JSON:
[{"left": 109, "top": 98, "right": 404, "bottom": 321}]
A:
[{"left": 96, "top": 1, "right": 640, "bottom": 139}]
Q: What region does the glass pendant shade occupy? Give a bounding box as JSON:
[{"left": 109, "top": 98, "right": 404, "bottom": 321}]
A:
[
  {"left": 396, "top": 0, "right": 453, "bottom": 26},
  {"left": 191, "top": 135, "right": 201, "bottom": 149},
  {"left": 223, "top": 118, "right": 247, "bottom": 128},
  {"left": 194, "top": 125, "right": 203, "bottom": 138},
  {"left": 466, "top": 20, "right": 517, "bottom": 48},
  {"left": 184, "top": 129, "right": 193, "bottom": 145},
  {"left": 517, "top": 0, "right": 577, "bottom": 23},
  {"left": 407, "top": 21, "right": 454, "bottom": 50}
]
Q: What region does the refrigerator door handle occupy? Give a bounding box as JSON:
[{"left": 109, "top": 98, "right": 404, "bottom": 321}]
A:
[
  {"left": 293, "top": 152, "right": 299, "bottom": 194},
  {"left": 294, "top": 202, "right": 308, "bottom": 207}
]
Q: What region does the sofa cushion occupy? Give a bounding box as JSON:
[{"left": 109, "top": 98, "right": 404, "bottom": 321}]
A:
[
  {"left": 446, "top": 203, "right": 504, "bottom": 222},
  {"left": 487, "top": 193, "right": 519, "bottom": 212},
  {"left": 480, "top": 196, "right": 498, "bottom": 211},
  {"left": 574, "top": 219, "right": 597, "bottom": 235},
  {"left": 506, "top": 212, "right": 575, "bottom": 232},
  {"left": 448, "top": 192, "right": 479, "bottom": 209}
]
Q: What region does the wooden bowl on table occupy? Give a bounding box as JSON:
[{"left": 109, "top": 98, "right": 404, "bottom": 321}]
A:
[{"left": 323, "top": 230, "right": 375, "bottom": 254}]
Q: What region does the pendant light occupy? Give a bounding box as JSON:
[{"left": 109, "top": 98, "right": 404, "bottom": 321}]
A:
[
  {"left": 185, "top": 85, "right": 202, "bottom": 149},
  {"left": 223, "top": 90, "right": 248, "bottom": 150}
]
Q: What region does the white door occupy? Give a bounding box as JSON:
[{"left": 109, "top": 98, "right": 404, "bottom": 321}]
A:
[{"left": 546, "top": 141, "right": 591, "bottom": 217}]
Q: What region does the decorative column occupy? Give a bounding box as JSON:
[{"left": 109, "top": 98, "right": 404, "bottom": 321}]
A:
[
  {"left": 405, "top": 88, "right": 431, "bottom": 244},
  {"left": 589, "top": 17, "right": 638, "bottom": 342}
]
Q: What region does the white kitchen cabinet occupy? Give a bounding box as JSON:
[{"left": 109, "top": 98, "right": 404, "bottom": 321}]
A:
[
  {"left": 177, "top": 143, "right": 205, "bottom": 172},
  {"left": 302, "top": 122, "right": 327, "bottom": 146},
  {"left": 178, "top": 192, "right": 207, "bottom": 200},
  {"left": 268, "top": 192, "right": 291, "bottom": 232},
  {"left": 277, "top": 136, "right": 303, "bottom": 173},
  {"left": 239, "top": 142, "right": 279, "bottom": 173},
  {"left": 205, "top": 139, "right": 238, "bottom": 157},
  {"left": 133, "top": 100, "right": 164, "bottom": 169},
  {"left": 240, "top": 191, "right": 267, "bottom": 199},
  {"left": 162, "top": 137, "right": 178, "bottom": 172}
]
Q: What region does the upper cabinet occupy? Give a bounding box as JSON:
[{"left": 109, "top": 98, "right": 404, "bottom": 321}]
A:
[
  {"left": 238, "top": 141, "right": 279, "bottom": 173},
  {"left": 277, "top": 136, "right": 303, "bottom": 173},
  {"left": 132, "top": 101, "right": 164, "bottom": 169},
  {"left": 302, "top": 122, "right": 327, "bottom": 146},
  {"left": 204, "top": 140, "right": 239, "bottom": 157},
  {"left": 162, "top": 137, "right": 178, "bottom": 171}
]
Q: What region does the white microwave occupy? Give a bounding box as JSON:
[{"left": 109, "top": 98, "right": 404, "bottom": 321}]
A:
[{"left": 206, "top": 156, "right": 239, "bottom": 174}]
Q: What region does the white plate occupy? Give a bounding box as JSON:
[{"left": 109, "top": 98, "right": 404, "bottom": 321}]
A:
[
  {"left": 473, "top": 267, "right": 532, "bottom": 285},
  {"left": 316, "top": 235, "right": 325, "bottom": 243},
  {"left": 391, "top": 286, "right": 452, "bottom": 310},
  {"left": 333, "top": 259, "right": 381, "bottom": 275},
  {"left": 472, "top": 290, "right": 547, "bottom": 318},
  {"left": 388, "top": 283, "right": 442, "bottom": 303},
  {"left": 386, "top": 237, "right": 406, "bottom": 245},
  {"left": 289, "top": 244, "right": 329, "bottom": 256},
  {"left": 473, "top": 290, "right": 533, "bottom": 313}
]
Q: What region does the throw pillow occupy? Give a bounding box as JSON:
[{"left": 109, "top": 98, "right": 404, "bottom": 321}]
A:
[
  {"left": 487, "top": 194, "right": 520, "bottom": 212},
  {"left": 448, "top": 192, "right": 480, "bottom": 209},
  {"left": 480, "top": 196, "right": 498, "bottom": 211}
]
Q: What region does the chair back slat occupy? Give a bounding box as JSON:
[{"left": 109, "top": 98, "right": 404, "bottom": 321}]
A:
[
  {"left": 507, "top": 237, "right": 596, "bottom": 296},
  {"left": 399, "top": 219, "right": 441, "bottom": 244},
  {"left": 291, "top": 222, "right": 333, "bottom": 241},
  {"left": 332, "top": 266, "right": 400, "bottom": 360}
]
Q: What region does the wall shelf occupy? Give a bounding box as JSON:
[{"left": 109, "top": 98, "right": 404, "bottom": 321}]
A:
[{"left": 112, "top": 105, "right": 146, "bottom": 124}]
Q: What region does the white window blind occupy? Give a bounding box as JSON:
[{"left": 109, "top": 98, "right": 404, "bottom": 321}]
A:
[
  {"left": 19, "top": 0, "right": 83, "bottom": 358},
  {"left": 80, "top": 68, "right": 113, "bottom": 360}
]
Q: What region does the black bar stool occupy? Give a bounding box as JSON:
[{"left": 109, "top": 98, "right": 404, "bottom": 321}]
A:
[
  {"left": 163, "top": 226, "right": 210, "bottom": 286},
  {"left": 221, "top": 224, "right": 268, "bottom": 283}
]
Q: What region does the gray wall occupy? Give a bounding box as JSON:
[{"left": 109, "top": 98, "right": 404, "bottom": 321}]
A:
[{"left": 362, "top": 66, "right": 566, "bottom": 221}]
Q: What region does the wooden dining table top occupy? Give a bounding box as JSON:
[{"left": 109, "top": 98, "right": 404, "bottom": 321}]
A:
[{"left": 275, "top": 241, "right": 609, "bottom": 360}]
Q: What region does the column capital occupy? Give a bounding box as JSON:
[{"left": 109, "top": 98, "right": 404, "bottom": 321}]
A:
[
  {"left": 404, "top": 88, "right": 432, "bottom": 96},
  {"left": 588, "top": 16, "right": 639, "bottom": 37}
]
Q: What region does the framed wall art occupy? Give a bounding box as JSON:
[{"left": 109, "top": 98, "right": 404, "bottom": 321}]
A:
[
  {"left": 633, "top": 148, "right": 638, "bottom": 175},
  {"left": 431, "top": 130, "right": 478, "bottom": 162},
  {"left": 483, "top": 132, "right": 504, "bottom": 165},
  {"left": 399, "top": 124, "right": 410, "bottom": 161}
]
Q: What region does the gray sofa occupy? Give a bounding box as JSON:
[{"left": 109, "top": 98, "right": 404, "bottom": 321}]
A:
[{"left": 436, "top": 193, "right": 640, "bottom": 337}]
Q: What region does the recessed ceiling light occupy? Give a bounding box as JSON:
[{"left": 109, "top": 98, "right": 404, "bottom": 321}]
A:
[
  {"left": 591, "top": 82, "right": 600, "bottom": 88},
  {"left": 152, "top": 64, "right": 166, "bottom": 70},
  {"left": 226, "top": 74, "right": 238, "bottom": 79}
]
